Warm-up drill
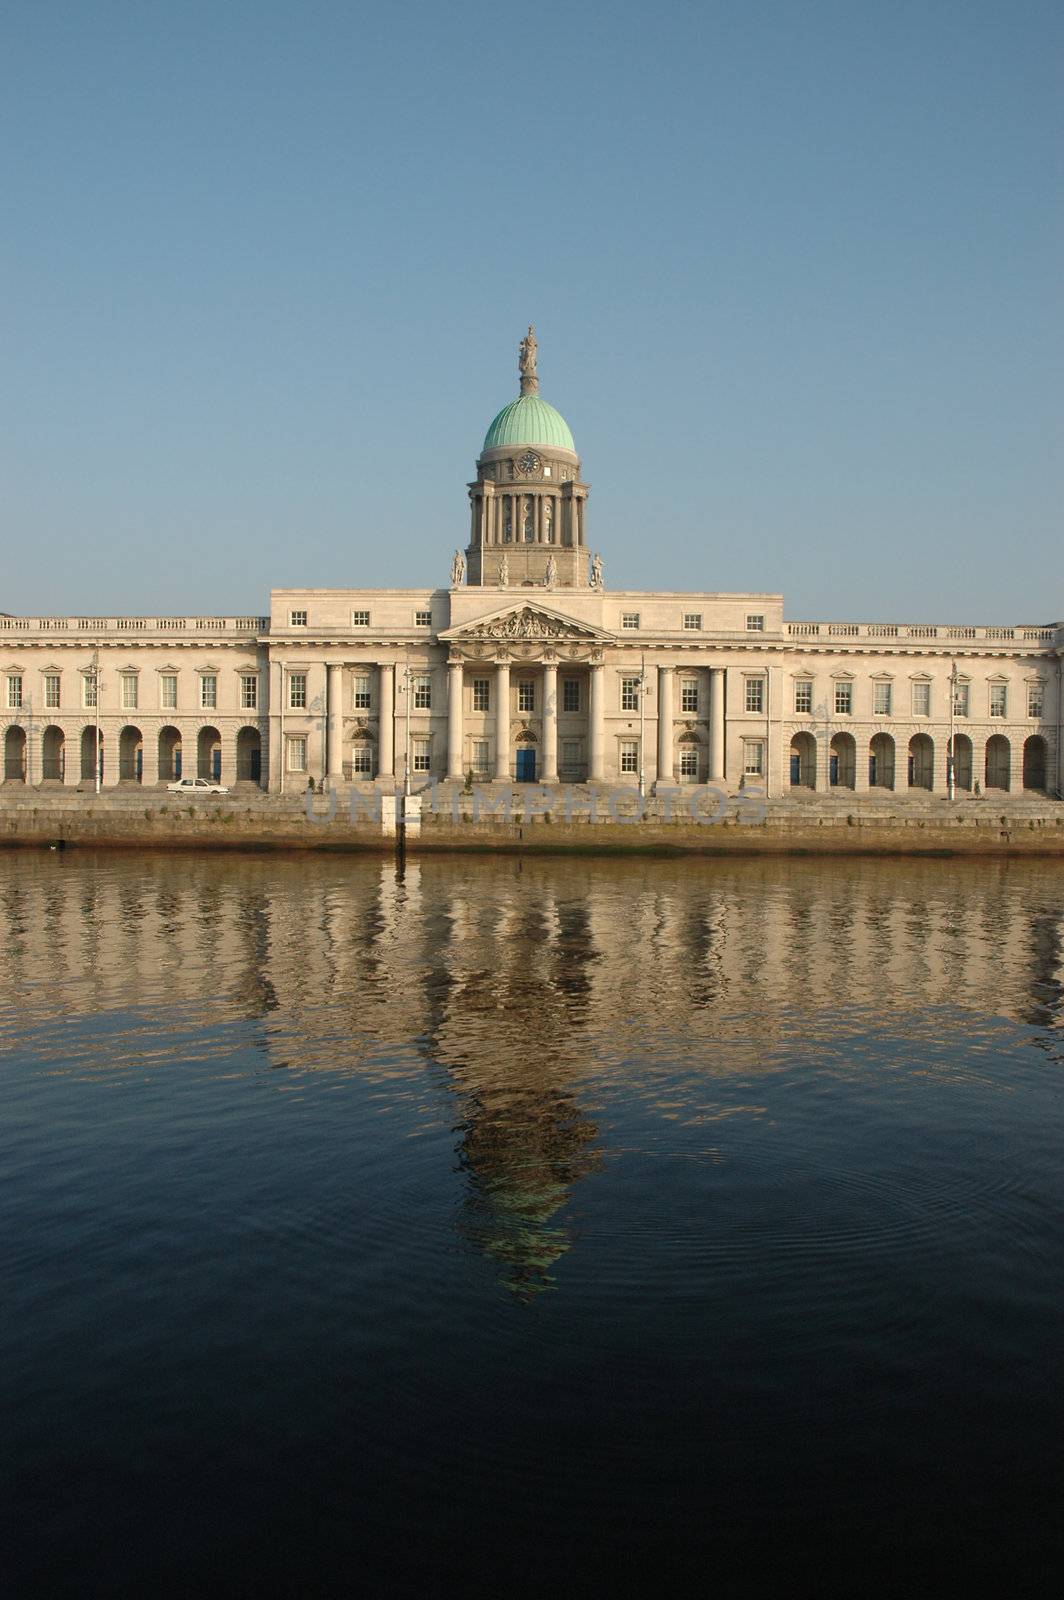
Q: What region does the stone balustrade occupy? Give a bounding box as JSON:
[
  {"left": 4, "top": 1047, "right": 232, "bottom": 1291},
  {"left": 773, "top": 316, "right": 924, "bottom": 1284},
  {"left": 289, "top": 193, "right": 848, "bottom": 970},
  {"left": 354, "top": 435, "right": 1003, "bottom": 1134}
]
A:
[
  {"left": 0, "top": 615, "right": 269, "bottom": 635},
  {"left": 785, "top": 621, "right": 1058, "bottom": 645}
]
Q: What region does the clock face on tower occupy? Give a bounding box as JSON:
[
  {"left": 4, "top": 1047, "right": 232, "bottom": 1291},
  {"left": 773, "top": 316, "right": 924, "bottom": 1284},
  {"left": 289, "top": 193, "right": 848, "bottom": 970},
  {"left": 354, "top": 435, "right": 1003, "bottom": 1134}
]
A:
[{"left": 516, "top": 450, "right": 542, "bottom": 478}]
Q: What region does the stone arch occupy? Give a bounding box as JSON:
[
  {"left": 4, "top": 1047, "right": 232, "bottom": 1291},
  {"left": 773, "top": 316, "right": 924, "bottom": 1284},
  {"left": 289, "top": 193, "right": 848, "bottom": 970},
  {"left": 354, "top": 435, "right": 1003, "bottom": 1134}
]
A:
[
  {"left": 908, "top": 733, "right": 934, "bottom": 790},
  {"left": 118, "top": 725, "right": 143, "bottom": 783},
  {"left": 951, "top": 734, "right": 973, "bottom": 792},
  {"left": 41, "top": 725, "right": 65, "bottom": 783},
  {"left": 869, "top": 732, "right": 895, "bottom": 790},
  {"left": 985, "top": 734, "right": 1011, "bottom": 791},
  {"left": 158, "top": 726, "right": 182, "bottom": 782},
  {"left": 829, "top": 731, "right": 856, "bottom": 789},
  {"left": 80, "top": 726, "right": 101, "bottom": 783},
  {"left": 789, "top": 731, "right": 817, "bottom": 788},
  {"left": 1022, "top": 735, "right": 1047, "bottom": 793},
  {"left": 197, "top": 725, "right": 222, "bottom": 782},
  {"left": 3, "top": 725, "right": 26, "bottom": 782},
  {"left": 236, "top": 725, "right": 263, "bottom": 784}
]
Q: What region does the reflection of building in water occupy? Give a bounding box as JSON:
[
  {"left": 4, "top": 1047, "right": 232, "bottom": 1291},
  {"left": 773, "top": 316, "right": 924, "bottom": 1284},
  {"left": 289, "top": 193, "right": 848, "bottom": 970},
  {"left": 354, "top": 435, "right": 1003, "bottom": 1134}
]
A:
[
  {"left": 1, "top": 855, "right": 1062, "bottom": 1291},
  {"left": 2, "top": 857, "right": 1063, "bottom": 1054}
]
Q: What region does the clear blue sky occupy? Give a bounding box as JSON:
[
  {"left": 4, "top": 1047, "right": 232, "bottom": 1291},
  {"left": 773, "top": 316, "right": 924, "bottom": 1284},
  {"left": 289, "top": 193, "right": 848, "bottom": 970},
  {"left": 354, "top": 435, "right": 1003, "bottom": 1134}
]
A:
[{"left": 2, "top": 0, "right": 1061, "bottom": 621}]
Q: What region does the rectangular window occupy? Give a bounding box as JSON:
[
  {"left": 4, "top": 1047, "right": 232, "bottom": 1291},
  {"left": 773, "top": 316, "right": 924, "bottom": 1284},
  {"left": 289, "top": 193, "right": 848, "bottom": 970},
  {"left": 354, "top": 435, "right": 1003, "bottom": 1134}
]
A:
[
  {"left": 351, "top": 745, "right": 373, "bottom": 775},
  {"left": 989, "top": 684, "right": 1007, "bottom": 718},
  {"left": 562, "top": 679, "right": 579, "bottom": 713},
  {"left": 472, "top": 739, "right": 490, "bottom": 774},
  {"left": 352, "top": 674, "right": 371, "bottom": 709},
  {"left": 351, "top": 610, "right": 370, "bottom": 627},
  {"left": 517, "top": 681, "right": 535, "bottom": 712},
  {"left": 240, "top": 675, "right": 258, "bottom": 710},
  {"left": 415, "top": 610, "right": 432, "bottom": 627},
  {"left": 290, "top": 610, "right": 307, "bottom": 627},
  {"left": 289, "top": 672, "right": 308, "bottom": 709},
  {"left": 160, "top": 674, "right": 177, "bottom": 709},
  {"left": 794, "top": 680, "right": 813, "bottom": 714},
  {"left": 200, "top": 675, "right": 217, "bottom": 710},
  {"left": 83, "top": 673, "right": 98, "bottom": 709},
  {"left": 745, "top": 678, "right": 765, "bottom": 714},
  {"left": 412, "top": 739, "right": 431, "bottom": 773},
  {"left": 621, "top": 612, "right": 640, "bottom": 630},
  {"left": 873, "top": 681, "right": 892, "bottom": 717},
  {"left": 620, "top": 739, "right": 638, "bottom": 774},
  {"left": 912, "top": 681, "right": 931, "bottom": 717},
  {"left": 287, "top": 736, "right": 307, "bottom": 772},
  {"left": 473, "top": 679, "right": 490, "bottom": 712},
  {"left": 679, "top": 747, "right": 698, "bottom": 779},
  {"left": 953, "top": 682, "right": 969, "bottom": 717},
  {"left": 683, "top": 613, "right": 702, "bottom": 631},
  {"left": 620, "top": 677, "right": 640, "bottom": 711},
  {"left": 746, "top": 614, "right": 765, "bottom": 632},
  {"left": 121, "top": 676, "right": 138, "bottom": 710},
  {"left": 743, "top": 740, "right": 765, "bottom": 775},
  {"left": 44, "top": 674, "right": 61, "bottom": 709},
  {"left": 7, "top": 675, "right": 23, "bottom": 709},
  {"left": 834, "top": 681, "right": 853, "bottom": 716},
  {"left": 413, "top": 674, "right": 432, "bottom": 709},
  {"left": 1027, "top": 683, "right": 1044, "bottom": 719},
  {"left": 680, "top": 680, "right": 699, "bottom": 713}
]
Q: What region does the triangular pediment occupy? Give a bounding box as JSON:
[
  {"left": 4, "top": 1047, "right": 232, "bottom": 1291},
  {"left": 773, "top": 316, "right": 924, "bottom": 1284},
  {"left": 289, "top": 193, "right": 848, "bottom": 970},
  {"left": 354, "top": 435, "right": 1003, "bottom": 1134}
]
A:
[{"left": 440, "top": 600, "right": 614, "bottom": 644}]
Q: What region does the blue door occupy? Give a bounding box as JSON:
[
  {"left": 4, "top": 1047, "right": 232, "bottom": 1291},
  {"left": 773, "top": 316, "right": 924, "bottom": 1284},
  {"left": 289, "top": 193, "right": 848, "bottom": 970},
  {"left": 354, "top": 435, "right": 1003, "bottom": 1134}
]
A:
[
  {"left": 212, "top": 747, "right": 221, "bottom": 782},
  {"left": 516, "top": 748, "right": 536, "bottom": 782},
  {"left": 829, "top": 754, "right": 839, "bottom": 786},
  {"left": 175, "top": 748, "right": 182, "bottom": 778},
  {"left": 790, "top": 753, "right": 800, "bottom": 784}
]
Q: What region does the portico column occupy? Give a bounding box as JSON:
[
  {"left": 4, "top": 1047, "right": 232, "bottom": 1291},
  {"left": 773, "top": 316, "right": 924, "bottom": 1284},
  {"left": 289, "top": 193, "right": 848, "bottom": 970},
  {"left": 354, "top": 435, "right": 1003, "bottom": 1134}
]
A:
[
  {"left": 326, "top": 663, "right": 343, "bottom": 785},
  {"left": 657, "top": 666, "right": 673, "bottom": 787},
  {"left": 709, "top": 667, "right": 725, "bottom": 782},
  {"left": 589, "top": 662, "right": 605, "bottom": 782},
  {"left": 494, "top": 659, "right": 510, "bottom": 781},
  {"left": 542, "top": 661, "right": 558, "bottom": 783},
  {"left": 377, "top": 664, "right": 395, "bottom": 780},
  {"left": 447, "top": 659, "right": 464, "bottom": 780}
]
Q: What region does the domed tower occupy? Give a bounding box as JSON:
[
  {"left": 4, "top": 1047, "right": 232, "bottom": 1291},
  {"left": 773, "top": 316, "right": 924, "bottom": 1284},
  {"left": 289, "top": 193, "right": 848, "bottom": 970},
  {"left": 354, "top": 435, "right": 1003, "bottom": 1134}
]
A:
[{"left": 465, "top": 327, "right": 590, "bottom": 588}]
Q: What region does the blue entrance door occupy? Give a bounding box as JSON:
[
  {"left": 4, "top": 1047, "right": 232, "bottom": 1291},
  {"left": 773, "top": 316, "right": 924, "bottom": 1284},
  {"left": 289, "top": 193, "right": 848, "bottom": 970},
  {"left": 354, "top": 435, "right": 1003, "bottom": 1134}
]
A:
[
  {"left": 212, "top": 747, "right": 222, "bottom": 782},
  {"left": 790, "top": 753, "right": 800, "bottom": 784},
  {"left": 830, "top": 754, "right": 839, "bottom": 786},
  {"left": 516, "top": 748, "right": 536, "bottom": 782}
]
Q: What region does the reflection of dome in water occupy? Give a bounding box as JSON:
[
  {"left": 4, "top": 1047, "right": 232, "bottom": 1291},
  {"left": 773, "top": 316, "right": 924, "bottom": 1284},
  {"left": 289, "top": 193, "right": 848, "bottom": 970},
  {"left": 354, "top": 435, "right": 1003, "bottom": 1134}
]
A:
[{"left": 456, "top": 1090, "right": 601, "bottom": 1299}]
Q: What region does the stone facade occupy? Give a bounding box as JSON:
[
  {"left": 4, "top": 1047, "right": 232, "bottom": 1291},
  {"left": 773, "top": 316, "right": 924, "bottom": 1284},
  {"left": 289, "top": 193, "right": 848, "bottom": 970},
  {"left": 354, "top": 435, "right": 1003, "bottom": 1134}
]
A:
[{"left": 2, "top": 337, "right": 1061, "bottom": 800}]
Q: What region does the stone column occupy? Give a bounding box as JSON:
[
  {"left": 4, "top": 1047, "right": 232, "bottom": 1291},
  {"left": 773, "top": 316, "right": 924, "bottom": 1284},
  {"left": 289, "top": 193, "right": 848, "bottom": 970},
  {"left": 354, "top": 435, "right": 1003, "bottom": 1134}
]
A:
[
  {"left": 657, "top": 666, "right": 673, "bottom": 787},
  {"left": 494, "top": 660, "right": 510, "bottom": 780},
  {"left": 326, "top": 663, "right": 343, "bottom": 785},
  {"left": 709, "top": 667, "right": 725, "bottom": 782},
  {"left": 542, "top": 661, "right": 558, "bottom": 783},
  {"left": 447, "top": 660, "right": 464, "bottom": 780},
  {"left": 377, "top": 664, "right": 394, "bottom": 780},
  {"left": 589, "top": 662, "right": 605, "bottom": 782}
]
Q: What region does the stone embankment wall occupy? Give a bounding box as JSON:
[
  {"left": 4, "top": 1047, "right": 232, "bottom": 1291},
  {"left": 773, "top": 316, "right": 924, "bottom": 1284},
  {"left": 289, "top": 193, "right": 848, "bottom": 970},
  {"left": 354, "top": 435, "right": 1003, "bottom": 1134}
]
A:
[{"left": 1, "top": 790, "right": 1063, "bottom": 856}]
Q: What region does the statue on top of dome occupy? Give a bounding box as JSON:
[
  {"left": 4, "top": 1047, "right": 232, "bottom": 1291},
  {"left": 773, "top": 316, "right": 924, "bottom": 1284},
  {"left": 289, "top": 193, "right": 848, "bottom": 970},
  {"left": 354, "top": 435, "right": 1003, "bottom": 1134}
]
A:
[{"left": 518, "top": 325, "right": 539, "bottom": 395}]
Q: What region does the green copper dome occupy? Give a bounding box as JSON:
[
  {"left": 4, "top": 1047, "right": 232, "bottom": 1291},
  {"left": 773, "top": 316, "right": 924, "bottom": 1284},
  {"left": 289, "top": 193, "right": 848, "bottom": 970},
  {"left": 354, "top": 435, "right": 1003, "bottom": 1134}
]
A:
[{"left": 482, "top": 393, "right": 576, "bottom": 454}]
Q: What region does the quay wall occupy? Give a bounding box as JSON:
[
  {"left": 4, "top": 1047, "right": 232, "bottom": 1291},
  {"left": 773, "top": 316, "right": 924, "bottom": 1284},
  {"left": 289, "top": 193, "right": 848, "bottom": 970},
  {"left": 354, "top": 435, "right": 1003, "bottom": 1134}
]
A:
[{"left": 1, "top": 791, "right": 1064, "bottom": 857}]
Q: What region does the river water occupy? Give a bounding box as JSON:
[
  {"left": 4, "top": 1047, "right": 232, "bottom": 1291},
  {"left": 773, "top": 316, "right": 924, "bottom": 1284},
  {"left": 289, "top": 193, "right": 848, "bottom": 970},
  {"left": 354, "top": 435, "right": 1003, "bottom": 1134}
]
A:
[{"left": 2, "top": 850, "right": 1062, "bottom": 1594}]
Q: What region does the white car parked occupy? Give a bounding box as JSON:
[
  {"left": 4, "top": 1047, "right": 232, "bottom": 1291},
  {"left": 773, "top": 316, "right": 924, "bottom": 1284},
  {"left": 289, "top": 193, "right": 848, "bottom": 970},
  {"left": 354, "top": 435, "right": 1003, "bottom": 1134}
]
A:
[{"left": 167, "top": 777, "right": 230, "bottom": 795}]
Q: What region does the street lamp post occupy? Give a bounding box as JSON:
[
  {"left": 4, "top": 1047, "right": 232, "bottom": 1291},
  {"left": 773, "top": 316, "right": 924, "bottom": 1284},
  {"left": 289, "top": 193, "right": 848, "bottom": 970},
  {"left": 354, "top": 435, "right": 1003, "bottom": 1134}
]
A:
[
  {"left": 638, "top": 652, "right": 647, "bottom": 800},
  {"left": 948, "top": 660, "right": 957, "bottom": 801},
  {"left": 93, "top": 644, "right": 102, "bottom": 795}
]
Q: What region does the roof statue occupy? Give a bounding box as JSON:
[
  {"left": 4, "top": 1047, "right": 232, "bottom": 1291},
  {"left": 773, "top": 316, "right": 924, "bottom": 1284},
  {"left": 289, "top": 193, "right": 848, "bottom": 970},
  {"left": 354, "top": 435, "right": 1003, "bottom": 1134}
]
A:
[
  {"left": 451, "top": 548, "right": 465, "bottom": 586},
  {"left": 518, "top": 325, "right": 539, "bottom": 396},
  {"left": 590, "top": 552, "right": 604, "bottom": 590}
]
